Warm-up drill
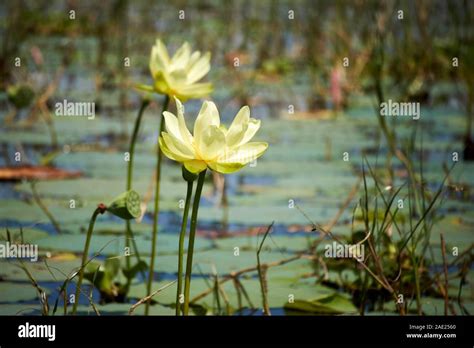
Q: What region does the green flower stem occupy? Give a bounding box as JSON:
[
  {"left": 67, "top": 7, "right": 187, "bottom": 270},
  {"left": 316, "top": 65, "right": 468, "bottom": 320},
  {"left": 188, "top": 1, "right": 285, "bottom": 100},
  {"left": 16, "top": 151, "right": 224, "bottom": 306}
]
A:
[
  {"left": 145, "top": 94, "right": 170, "bottom": 315},
  {"left": 183, "top": 169, "right": 207, "bottom": 316},
  {"left": 176, "top": 179, "right": 194, "bottom": 315},
  {"left": 125, "top": 99, "right": 149, "bottom": 287},
  {"left": 72, "top": 204, "right": 106, "bottom": 315},
  {"left": 126, "top": 99, "right": 150, "bottom": 190}
]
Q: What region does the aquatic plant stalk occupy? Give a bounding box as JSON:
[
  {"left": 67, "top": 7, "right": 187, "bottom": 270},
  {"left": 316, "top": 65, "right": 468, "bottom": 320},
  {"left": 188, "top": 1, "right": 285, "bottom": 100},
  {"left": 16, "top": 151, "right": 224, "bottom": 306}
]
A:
[
  {"left": 129, "top": 280, "right": 176, "bottom": 315},
  {"left": 221, "top": 177, "right": 229, "bottom": 234},
  {"left": 125, "top": 99, "right": 149, "bottom": 285},
  {"left": 30, "top": 181, "right": 62, "bottom": 234},
  {"left": 72, "top": 204, "right": 106, "bottom": 315},
  {"left": 369, "top": 46, "right": 427, "bottom": 313},
  {"left": 440, "top": 233, "right": 449, "bottom": 315},
  {"left": 176, "top": 179, "right": 194, "bottom": 315},
  {"left": 257, "top": 222, "right": 273, "bottom": 316},
  {"left": 183, "top": 169, "right": 206, "bottom": 315},
  {"left": 145, "top": 95, "right": 170, "bottom": 315},
  {"left": 126, "top": 99, "right": 150, "bottom": 190}
]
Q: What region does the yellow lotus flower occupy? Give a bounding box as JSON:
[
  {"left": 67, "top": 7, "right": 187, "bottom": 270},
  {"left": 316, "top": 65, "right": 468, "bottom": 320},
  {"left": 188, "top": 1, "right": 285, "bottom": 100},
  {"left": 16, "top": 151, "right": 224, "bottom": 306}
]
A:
[
  {"left": 137, "top": 39, "right": 213, "bottom": 101},
  {"left": 159, "top": 98, "right": 268, "bottom": 174}
]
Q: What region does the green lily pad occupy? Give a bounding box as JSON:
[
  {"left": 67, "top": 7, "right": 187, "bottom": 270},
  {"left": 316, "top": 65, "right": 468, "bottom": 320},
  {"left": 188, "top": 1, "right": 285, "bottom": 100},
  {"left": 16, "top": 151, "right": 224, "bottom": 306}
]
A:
[
  {"left": 0, "top": 282, "right": 47, "bottom": 303},
  {"left": 284, "top": 293, "right": 358, "bottom": 314},
  {"left": 0, "top": 227, "right": 50, "bottom": 242},
  {"left": 213, "top": 235, "right": 313, "bottom": 252},
  {"left": 128, "top": 279, "right": 210, "bottom": 304},
  {"left": 32, "top": 233, "right": 211, "bottom": 256},
  {"left": 383, "top": 297, "right": 474, "bottom": 315},
  {"left": 72, "top": 303, "right": 175, "bottom": 316},
  {"left": 0, "top": 304, "right": 40, "bottom": 315},
  {"left": 0, "top": 258, "right": 81, "bottom": 282}
]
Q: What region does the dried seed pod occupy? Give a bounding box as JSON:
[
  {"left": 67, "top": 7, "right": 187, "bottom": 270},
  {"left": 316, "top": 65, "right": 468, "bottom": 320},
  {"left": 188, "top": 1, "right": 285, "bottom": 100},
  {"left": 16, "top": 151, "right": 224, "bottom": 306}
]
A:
[
  {"left": 7, "top": 84, "right": 35, "bottom": 109},
  {"left": 106, "top": 190, "right": 141, "bottom": 220}
]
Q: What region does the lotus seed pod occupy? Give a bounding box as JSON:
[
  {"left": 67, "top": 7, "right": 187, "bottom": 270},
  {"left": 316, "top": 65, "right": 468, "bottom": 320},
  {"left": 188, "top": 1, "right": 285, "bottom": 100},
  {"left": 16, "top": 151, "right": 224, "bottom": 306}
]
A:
[
  {"left": 7, "top": 84, "right": 35, "bottom": 109},
  {"left": 106, "top": 190, "right": 141, "bottom": 220}
]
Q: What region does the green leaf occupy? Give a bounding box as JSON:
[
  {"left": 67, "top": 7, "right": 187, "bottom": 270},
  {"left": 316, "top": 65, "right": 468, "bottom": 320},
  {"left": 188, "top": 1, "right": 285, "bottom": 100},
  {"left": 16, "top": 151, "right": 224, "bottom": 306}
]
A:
[
  {"left": 284, "top": 293, "right": 357, "bottom": 314},
  {"left": 122, "top": 260, "right": 148, "bottom": 280}
]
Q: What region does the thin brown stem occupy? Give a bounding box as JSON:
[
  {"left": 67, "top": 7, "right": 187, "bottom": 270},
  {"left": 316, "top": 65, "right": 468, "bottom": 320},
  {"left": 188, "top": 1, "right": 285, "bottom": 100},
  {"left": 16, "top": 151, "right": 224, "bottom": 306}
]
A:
[{"left": 440, "top": 233, "right": 450, "bottom": 316}]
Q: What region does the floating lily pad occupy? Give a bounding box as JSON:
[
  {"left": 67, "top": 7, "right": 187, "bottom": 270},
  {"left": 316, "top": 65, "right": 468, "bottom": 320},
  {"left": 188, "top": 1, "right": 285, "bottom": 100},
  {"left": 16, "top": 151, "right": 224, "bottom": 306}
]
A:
[
  {"left": 199, "top": 205, "right": 338, "bottom": 226},
  {"left": 0, "top": 304, "right": 40, "bottom": 315},
  {"left": 0, "top": 226, "right": 50, "bottom": 242},
  {"left": 72, "top": 303, "right": 175, "bottom": 316},
  {"left": 214, "top": 235, "right": 312, "bottom": 252},
  {"left": 0, "top": 259, "right": 81, "bottom": 282},
  {"left": 383, "top": 297, "right": 474, "bottom": 315},
  {"left": 284, "top": 293, "right": 358, "bottom": 314},
  {"left": 129, "top": 275, "right": 337, "bottom": 312},
  {"left": 128, "top": 279, "right": 210, "bottom": 304},
  {"left": 32, "top": 233, "right": 211, "bottom": 256},
  {"left": 0, "top": 282, "right": 47, "bottom": 303}
]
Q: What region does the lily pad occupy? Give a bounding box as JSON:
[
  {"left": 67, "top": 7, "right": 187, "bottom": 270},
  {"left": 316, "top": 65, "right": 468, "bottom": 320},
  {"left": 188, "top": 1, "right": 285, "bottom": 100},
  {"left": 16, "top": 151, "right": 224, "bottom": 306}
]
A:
[
  {"left": 0, "top": 259, "right": 81, "bottom": 282},
  {"left": 0, "top": 304, "right": 40, "bottom": 315},
  {"left": 72, "top": 303, "right": 175, "bottom": 316},
  {"left": 32, "top": 233, "right": 212, "bottom": 256},
  {"left": 284, "top": 293, "right": 358, "bottom": 314},
  {"left": 0, "top": 282, "right": 46, "bottom": 303}
]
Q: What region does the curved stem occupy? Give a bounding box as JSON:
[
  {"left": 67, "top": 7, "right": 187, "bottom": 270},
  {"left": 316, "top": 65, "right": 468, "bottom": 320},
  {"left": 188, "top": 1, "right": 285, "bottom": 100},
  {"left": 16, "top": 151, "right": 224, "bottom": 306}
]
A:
[
  {"left": 72, "top": 205, "right": 104, "bottom": 315},
  {"left": 30, "top": 181, "right": 62, "bottom": 234},
  {"left": 145, "top": 95, "right": 170, "bottom": 315},
  {"left": 127, "top": 99, "right": 150, "bottom": 190},
  {"left": 176, "top": 179, "right": 194, "bottom": 315},
  {"left": 183, "top": 169, "right": 207, "bottom": 316},
  {"left": 125, "top": 99, "right": 149, "bottom": 289}
]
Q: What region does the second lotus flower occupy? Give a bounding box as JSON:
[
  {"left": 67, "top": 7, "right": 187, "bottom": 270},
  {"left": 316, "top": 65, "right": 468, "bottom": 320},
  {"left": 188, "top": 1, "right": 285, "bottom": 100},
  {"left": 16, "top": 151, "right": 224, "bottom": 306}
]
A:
[
  {"left": 138, "top": 39, "right": 213, "bottom": 101},
  {"left": 159, "top": 98, "right": 268, "bottom": 174}
]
